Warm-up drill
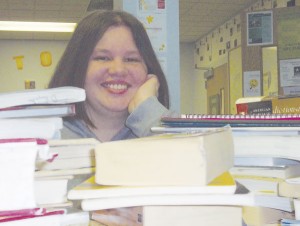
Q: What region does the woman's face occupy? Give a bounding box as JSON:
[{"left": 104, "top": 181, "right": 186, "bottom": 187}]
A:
[{"left": 85, "top": 25, "right": 147, "bottom": 114}]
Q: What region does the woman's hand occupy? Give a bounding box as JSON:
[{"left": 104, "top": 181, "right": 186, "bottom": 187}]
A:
[{"left": 128, "top": 74, "right": 160, "bottom": 113}]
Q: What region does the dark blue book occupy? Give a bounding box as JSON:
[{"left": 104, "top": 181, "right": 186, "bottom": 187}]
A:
[{"left": 161, "top": 114, "right": 300, "bottom": 128}]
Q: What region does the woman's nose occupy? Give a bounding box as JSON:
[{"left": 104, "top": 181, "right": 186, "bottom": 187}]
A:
[{"left": 108, "top": 59, "right": 126, "bottom": 75}]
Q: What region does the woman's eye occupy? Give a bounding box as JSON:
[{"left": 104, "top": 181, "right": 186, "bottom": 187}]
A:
[
  {"left": 124, "top": 57, "right": 141, "bottom": 62},
  {"left": 94, "top": 56, "right": 111, "bottom": 61}
]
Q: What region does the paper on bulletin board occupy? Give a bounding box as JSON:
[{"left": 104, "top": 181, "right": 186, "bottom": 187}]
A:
[
  {"left": 247, "top": 11, "right": 273, "bottom": 46},
  {"left": 137, "top": 0, "right": 167, "bottom": 53},
  {"left": 277, "top": 10, "right": 300, "bottom": 60},
  {"left": 279, "top": 58, "right": 300, "bottom": 87},
  {"left": 243, "top": 71, "right": 261, "bottom": 97}
]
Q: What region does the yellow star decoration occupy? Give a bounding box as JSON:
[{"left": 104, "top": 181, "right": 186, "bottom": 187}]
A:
[
  {"left": 146, "top": 15, "right": 154, "bottom": 24},
  {"left": 159, "top": 44, "right": 165, "bottom": 51}
]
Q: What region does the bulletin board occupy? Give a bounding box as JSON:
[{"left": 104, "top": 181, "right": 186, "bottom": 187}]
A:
[{"left": 276, "top": 6, "right": 300, "bottom": 95}]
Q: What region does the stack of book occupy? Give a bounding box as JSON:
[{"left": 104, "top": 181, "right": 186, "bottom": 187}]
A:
[
  {"left": 0, "top": 87, "right": 92, "bottom": 225},
  {"left": 68, "top": 127, "right": 255, "bottom": 225},
  {"left": 150, "top": 113, "right": 300, "bottom": 225}
]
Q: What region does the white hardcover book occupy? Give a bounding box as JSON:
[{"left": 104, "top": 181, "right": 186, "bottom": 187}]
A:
[
  {"left": 0, "top": 140, "right": 38, "bottom": 211},
  {"left": 0, "top": 104, "right": 76, "bottom": 119},
  {"left": 0, "top": 86, "right": 86, "bottom": 109}
]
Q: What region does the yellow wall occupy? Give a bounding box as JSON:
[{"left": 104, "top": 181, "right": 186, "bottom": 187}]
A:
[{"left": 0, "top": 40, "right": 67, "bottom": 92}]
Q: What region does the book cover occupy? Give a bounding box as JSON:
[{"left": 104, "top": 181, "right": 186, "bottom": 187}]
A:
[
  {"left": 81, "top": 191, "right": 294, "bottom": 212},
  {"left": 0, "top": 140, "right": 38, "bottom": 211},
  {"left": 236, "top": 99, "right": 273, "bottom": 115},
  {"left": 0, "top": 86, "right": 86, "bottom": 109},
  {"left": 68, "top": 171, "right": 237, "bottom": 200},
  {"left": 95, "top": 127, "right": 234, "bottom": 186},
  {"left": 0, "top": 104, "right": 76, "bottom": 119}
]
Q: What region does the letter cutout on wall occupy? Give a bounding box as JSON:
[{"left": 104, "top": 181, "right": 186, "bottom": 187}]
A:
[
  {"left": 13, "top": 55, "right": 24, "bottom": 70},
  {"left": 40, "top": 51, "right": 52, "bottom": 67}
]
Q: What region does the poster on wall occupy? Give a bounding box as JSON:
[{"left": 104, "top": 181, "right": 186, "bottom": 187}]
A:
[
  {"left": 137, "top": 0, "right": 167, "bottom": 53},
  {"left": 279, "top": 58, "right": 300, "bottom": 87},
  {"left": 277, "top": 11, "right": 300, "bottom": 60},
  {"left": 247, "top": 11, "right": 273, "bottom": 46},
  {"left": 243, "top": 71, "right": 261, "bottom": 97}
]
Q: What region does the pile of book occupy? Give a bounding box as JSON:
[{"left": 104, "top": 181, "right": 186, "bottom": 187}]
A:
[
  {"left": 0, "top": 87, "right": 95, "bottom": 226},
  {"left": 149, "top": 108, "right": 300, "bottom": 225},
  {"left": 68, "top": 127, "right": 255, "bottom": 225}
]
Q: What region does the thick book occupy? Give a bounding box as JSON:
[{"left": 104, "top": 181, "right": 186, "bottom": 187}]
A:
[
  {"left": 68, "top": 171, "right": 237, "bottom": 200},
  {"left": 234, "top": 157, "right": 300, "bottom": 167},
  {"left": 0, "top": 104, "right": 76, "bottom": 119},
  {"left": 95, "top": 127, "right": 234, "bottom": 186},
  {"left": 91, "top": 205, "right": 242, "bottom": 226},
  {"left": 242, "top": 206, "right": 294, "bottom": 226},
  {"left": 0, "top": 139, "right": 39, "bottom": 211},
  {"left": 233, "top": 135, "right": 300, "bottom": 161},
  {"left": 34, "top": 175, "right": 73, "bottom": 206},
  {"left": 0, "top": 86, "right": 86, "bottom": 109},
  {"left": 160, "top": 114, "right": 300, "bottom": 128},
  {"left": 230, "top": 164, "right": 300, "bottom": 180},
  {"left": 81, "top": 191, "right": 294, "bottom": 212},
  {"left": 36, "top": 138, "right": 99, "bottom": 170},
  {"left": 278, "top": 177, "right": 300, "bottom": 198}
]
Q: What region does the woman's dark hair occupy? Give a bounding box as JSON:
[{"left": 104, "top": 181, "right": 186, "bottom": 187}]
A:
[{"left": 48, "top": 10, "right": 169, "bottom": 127}]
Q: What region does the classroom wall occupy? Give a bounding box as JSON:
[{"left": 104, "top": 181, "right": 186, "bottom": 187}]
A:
[
  {"left": 0, "top": 40, "right": 67, "bottom": 92},
  {"left": 0, "top": 39, "right": 195, "bottom": 113},
  {"left": 191, "top": 0, "right": 300, "bottom": 114},
  {"left": 180, "top": 42, "right": 207, "bottom": 114}
]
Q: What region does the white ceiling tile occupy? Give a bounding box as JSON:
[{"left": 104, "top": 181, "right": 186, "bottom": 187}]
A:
[{"left": 0, "top": 0, "right": 259, "bottom": 43}]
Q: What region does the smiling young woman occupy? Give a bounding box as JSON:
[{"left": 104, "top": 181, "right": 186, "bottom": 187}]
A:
[{"left": 48, "top": 10, "right": 176, "bottom": 142}]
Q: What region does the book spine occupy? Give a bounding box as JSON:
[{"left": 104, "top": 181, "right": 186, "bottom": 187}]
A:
[
  {"left": 0, "top": 209, "right": 65, "bottom": 223},
  {"left": 272, "top": 97, "right": 300, "bottom": 114},
  {"left": 236, "top": 101, "right": 272, "bottom": 115},
  {"left": 0, "top": 208, "right": 46, "bottom": 217}
]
